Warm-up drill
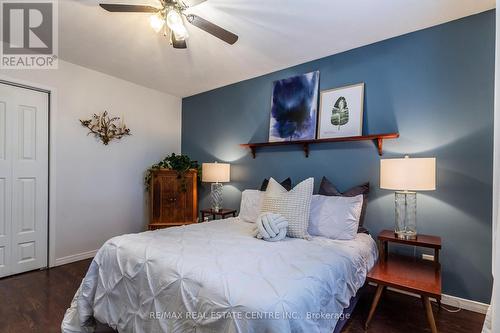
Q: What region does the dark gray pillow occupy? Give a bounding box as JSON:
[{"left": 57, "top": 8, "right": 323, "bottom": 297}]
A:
[
  {"left": 260, "top": 178, "right": 292, "bottom": 191},
  {"left": 319, "top": 177, "right": 370, "bottom": 230}
]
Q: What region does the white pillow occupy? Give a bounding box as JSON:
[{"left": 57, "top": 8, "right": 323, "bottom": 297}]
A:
[
  {"left": 238, "top": 190, "right": 263, "bottom": 223},
  {"left": 308, "top": 194, "right": 363, "bottom": 240},
  {"left": 261, "top": 177, "right": 314, "bottom": 239}
]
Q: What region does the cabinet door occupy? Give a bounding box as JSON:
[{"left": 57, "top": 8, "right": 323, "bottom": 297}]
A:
[
  {"left": 177, "top": 171, "right": 196, "bottom": 223},
  {"left": 151, "top": 170, "right": 197, "bottom": 225}
]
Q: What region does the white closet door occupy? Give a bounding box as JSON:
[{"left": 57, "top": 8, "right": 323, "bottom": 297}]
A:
[
  {"left": 0, "top": 89, "right": 11, "bottom": 277},
  {"left": 0, "top": 83, "right": 48, "bottom": 277}
]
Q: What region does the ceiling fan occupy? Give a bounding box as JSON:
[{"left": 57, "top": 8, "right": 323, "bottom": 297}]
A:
[{"left": 99, "top": 0, "right": 238, "bottom": 49}]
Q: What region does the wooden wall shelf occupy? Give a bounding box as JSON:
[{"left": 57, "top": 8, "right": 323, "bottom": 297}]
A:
[{"left": 240, "top": 133, "right": 399, "bottom": 158}]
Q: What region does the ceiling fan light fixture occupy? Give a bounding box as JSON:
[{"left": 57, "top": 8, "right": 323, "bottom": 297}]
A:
[
  {"left": 99, "top": 1, "right": 239, "bottom": 48},
  {"left": 166, "top": 9, "right": 189, "bottom": 40},
  {"left": 149, "top": 12, "right": 165, "bottom": 33}
]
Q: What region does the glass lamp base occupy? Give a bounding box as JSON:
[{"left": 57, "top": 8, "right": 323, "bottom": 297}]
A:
[
  {"left": 395, "top": 230, "right": 417, "bottom": 240},
  {"left": 211, "top": 183, "right": 223, "bottom": 212},
  {"left": 394, "top": 191, "right": 417, "bottom": 240}
]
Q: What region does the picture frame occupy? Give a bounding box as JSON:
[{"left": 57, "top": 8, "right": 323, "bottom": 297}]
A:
[
  {"left": 268, "top": 71, "right": 319, "bottom": 142},
  {"left": 317, "top": 83, "right": 365, "bottom": 139}
]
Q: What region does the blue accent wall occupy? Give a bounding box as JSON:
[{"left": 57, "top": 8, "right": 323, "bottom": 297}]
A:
[{"left": 182, "top": 11, "right": 495, "bottom": 303}]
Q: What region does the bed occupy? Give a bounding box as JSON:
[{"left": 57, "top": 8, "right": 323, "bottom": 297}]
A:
[{"left": 62, "top": 218, "right": 377, "bottom": 333}]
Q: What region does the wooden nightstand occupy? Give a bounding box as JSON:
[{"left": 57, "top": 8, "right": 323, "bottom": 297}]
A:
[
  {"left": 200, "top": 208, "right": 237, "bottom": 221},
  {"left": 365, "top": 230, "right": 442, "bottom": 333}
]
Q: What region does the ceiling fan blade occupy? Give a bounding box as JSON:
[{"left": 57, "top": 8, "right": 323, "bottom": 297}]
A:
[
  {"left": 182, "top": 0, "right": 207, "bottom": 7},
  {"left": 186, "top": 14, "right": 238, "bottom": 45},
  {"left": 171, "top": 31, "right": 187, "bottom": 49},
  {"left": 99, "top": 4, "right": 159, "bottom": 12}
]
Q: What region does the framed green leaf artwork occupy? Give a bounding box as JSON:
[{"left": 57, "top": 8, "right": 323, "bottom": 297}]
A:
[{"left": 317, "top": 83, "right": 364, "bottom": 139}]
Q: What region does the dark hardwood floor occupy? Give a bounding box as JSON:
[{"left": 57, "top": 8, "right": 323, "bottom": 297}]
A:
[
  {"left": 0, "top": 259, "right": 113, "bottom": 333},
  {"left": 0, "top": 259, "right": 485, "bottom": 333},
  {"left": 343, "top": 288, "right": 485, "bottom": 333}
]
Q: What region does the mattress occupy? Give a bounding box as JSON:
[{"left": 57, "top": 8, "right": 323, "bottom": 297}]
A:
[{"left": 62, "top": 218, "right": 378, "bottom": 333}]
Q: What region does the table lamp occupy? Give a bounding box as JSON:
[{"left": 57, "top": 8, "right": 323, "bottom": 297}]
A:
[
  {"left": 380, "top": 156, "right": 436, "bottom": 240},
  {"left": 202, "top": 162, "right": 230, "bottom": 212}
]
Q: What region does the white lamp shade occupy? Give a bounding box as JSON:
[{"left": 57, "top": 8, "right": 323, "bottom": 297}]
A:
[
  {"left": 380, "top": 156, "right": 436, "bottom": 191},
  {"left": 202, "top": 162, "right": 230, "bottom": 183}
]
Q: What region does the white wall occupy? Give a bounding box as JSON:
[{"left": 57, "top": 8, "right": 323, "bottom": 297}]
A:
[{"left": 0, "top": 60, "right": 182, "bottom": 265}]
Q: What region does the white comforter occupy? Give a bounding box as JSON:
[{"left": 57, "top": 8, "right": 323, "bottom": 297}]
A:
[{"left": 62, "top": 218, "right": 377, "bottom": 333}]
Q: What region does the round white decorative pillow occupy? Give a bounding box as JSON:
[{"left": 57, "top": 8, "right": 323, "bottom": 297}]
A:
[{"left": 255, "top": 213, "right": 288, "bottom": 241}]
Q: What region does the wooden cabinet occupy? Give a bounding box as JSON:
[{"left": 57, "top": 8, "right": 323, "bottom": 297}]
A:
[{"left": 148, "top": 169, "right": 198, "bottom": 230}]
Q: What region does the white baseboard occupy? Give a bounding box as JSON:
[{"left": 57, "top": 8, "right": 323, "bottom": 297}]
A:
[
  {"left": 368, "top": 282, "right": 489, "bottom": 314},
  {"left": 54, "top": 249, "right": 98, "bottom": 267},
  {"left": 441, "top": 293, "right": 489, "bottom": 314}
]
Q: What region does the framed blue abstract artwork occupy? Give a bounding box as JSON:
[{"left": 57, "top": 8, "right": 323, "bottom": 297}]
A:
[{"left": 268, "top": 71, "right": 320, "bottom": 142}]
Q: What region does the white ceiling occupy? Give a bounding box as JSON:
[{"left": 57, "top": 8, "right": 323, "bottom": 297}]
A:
[{"left": 60, "top": 0, "right": 495, "bottom": 97}]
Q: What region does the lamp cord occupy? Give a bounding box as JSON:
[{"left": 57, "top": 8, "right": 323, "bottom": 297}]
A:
[{"left": 433, "top": 301, "right": 462, "bottom": 313}]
